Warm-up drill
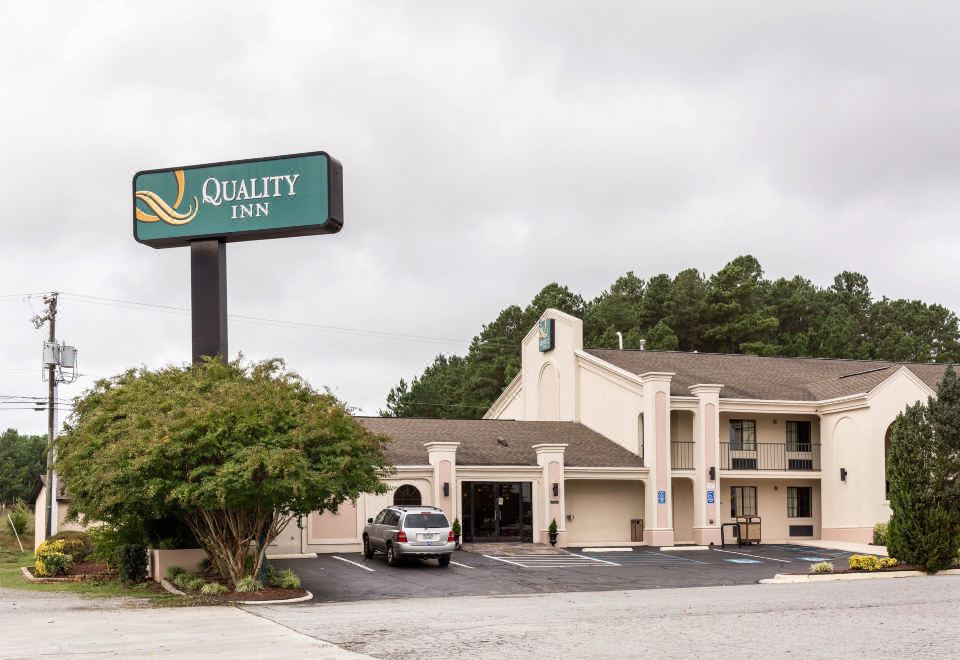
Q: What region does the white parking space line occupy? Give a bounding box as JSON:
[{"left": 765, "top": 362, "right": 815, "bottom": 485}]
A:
[
  {"left": 651, "top": 552, "right": 708, "bottom": 565},
  {"left": 449, "top": 561, "right": 475, "bottom": 569},
  {"left": 568, "top": 553, "right": 621, "bottom": 566},
  {"left": 484, "top": 554, "right": 620, "bottom": 568},
  {"left": 484, "top": 554, "right": 529, "bottom": 567},
  {"left": 332, "top": 555, "right": 376, "bottom": 572},
  {"left": 714, "top": 549, "right": 791, "bottom": 563}
]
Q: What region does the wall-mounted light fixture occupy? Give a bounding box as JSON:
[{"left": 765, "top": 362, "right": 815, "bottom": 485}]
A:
[
  {"left": 708, "top": 466, "right": 716, "bottom": 481},
  {"left": 443, "top": 482, "right": 450, "bottom": 497},
  {"left": 552, "top": 482, "right": 559, "bottom": 497},
  {"left": 840, "top": 468, "right": 848, "bottom": 482}
]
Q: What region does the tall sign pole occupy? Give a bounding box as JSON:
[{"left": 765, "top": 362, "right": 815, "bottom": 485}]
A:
[
  {"left": 190, "top": 240, "right": 228, "bottom": 363},
  {"left": 133, "top": 151, "right": 342, "bottom": 364}
]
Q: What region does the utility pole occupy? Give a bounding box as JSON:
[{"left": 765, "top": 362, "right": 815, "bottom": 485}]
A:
[
  {"left": 31, "top": 292, "right": 76, "bottom": 541},
  {"left": 38, "top": 292, "right": 58, "bottom": 540}
]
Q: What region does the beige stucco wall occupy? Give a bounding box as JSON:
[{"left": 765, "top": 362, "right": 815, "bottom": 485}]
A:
[
  {"left": 33, "top": 486, "right": 85, "bottom": 550},
  {"left": 520, "top": 311, "right": 582, "bottom": 422},
  {"left": 720, "top": 478, "right": 821, "bottom": 541},
  {"left": 564, "top": 479, "right": 645, "bottom": 545},
  {"left": 818, "top": 369, "right": 931, "bottom": 542},
  {"left": 576, "top": 361, "right": 643, "bottom": 454}
]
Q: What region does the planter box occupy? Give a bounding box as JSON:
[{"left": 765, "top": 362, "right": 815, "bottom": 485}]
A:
[
  {"left": 150, "top": 548, "right": 208, "bottom": 583},
  {"left": 21, "top": 566, "right": 113, "bottom": 583}
]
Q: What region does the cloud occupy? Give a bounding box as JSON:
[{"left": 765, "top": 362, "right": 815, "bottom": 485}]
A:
[{"left": 1, "top": 1, "right": 958, "bottom": 433}]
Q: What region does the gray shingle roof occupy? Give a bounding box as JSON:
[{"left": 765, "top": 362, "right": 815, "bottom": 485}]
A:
[
  {"left": 357, "top": 417, "right": 644, "bottom": 468},
  {"left": 585, "top": 348, "right": 951, "bottom": 401}
]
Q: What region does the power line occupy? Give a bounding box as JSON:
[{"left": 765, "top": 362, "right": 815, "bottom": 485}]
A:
[{"left": 57, "top": 293, "right": 521, "bottom": 350}]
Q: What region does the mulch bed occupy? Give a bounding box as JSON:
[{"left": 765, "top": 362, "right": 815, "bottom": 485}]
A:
[
  {"left": 24, "top": 561, "right": 115, "bottom": 583},
  {"left": 170, "top": 568, "right": 309, "bottom": 602},
  {"left": 71, "top": 560, "right": 115, "bottom": 576}
]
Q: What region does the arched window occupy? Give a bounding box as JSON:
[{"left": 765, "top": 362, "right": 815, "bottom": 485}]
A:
[{"left": 393, "top": 484, "right": 422, "bottom": 506}]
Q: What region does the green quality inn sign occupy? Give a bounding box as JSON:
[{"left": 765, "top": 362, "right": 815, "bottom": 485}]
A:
[{"left": 133, "top": 151, "right": 343, "bottom": 248}]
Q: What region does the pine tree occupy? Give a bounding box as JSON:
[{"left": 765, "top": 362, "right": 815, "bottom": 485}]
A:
[{"left": 887, "top": 368, "right": 960, "bottom": 573}]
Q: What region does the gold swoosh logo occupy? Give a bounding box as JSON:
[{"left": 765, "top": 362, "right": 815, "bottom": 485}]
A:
[{"left": 136, "top": 169, "right": 198, "bottom": 226}]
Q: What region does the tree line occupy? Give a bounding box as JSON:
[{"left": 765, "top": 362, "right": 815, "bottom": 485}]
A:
[{"left": 383, "top": 255, "right": 960, "bottom": 418}]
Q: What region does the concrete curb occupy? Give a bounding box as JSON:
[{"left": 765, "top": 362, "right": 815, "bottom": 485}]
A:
[
  {"left": 160, "top": 579, "right": 187, "bottom": 595},
  {"left": 660, "top": 546, "right": 710, "bottom": 552},
  {"left": 234, "top": 590, "right": 314, "bottom": 605},
  {"left": 159, "top": 578, "right": 313, "bottom": 604},
  {"left": 266, "top": 553, "right": 318, "bottom": 560},
  {"left": 760, "top": 568, "right": 960, "bottom": 584}
]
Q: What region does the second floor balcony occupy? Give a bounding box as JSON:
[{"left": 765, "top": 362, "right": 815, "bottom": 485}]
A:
[
  {"left": 720, "top": 442, "right": 821, "bottom": 471},
  {"left": 669, "top": 441, "right": 822, "bottom": 471}
]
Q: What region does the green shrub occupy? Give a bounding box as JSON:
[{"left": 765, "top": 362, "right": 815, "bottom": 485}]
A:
[
  {"left": 873, "top": 522, "right": 889, "bottom": 546},
  {"left": 809, "top": 561, "right": 834, "bottom": 574},
  {"left": 115, "top": 544, "right": 148, "bottom": 583},
  {"left": 173, "top": 572, "right": 194, "bottom": 590},
  {"left": 164, "top": 565, "right": 186, "bottom": 581},
  {"left": 50, "top": 531, "right": 93, "bottom": 562},
  {"left": 235, "top": 576, "right": 263, "bottom": 593},
  {"left": 269, "top": 568, "right": 301, "bottom": 590},
  {"left": 184, "top": 576, "right": 206, "bottom": 592},
  {"left": 548, "top": 518, "right": 558, "bottom": 535},
  {"left": 4, "top": 501, "right": 31, "bottom": 536},
  {"left": 35, "top": 551, "right": 73, "bottom": 577},
  {"left": 200, "top": 582, "right": 228, "bottom": 596},
  {"left": 849, "top": 554, "right": 897, "bottom": 571}
]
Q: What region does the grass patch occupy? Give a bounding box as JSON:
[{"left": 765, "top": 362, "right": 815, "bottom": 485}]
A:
[{"left": 0, "top": 532, "right": 194, "bottom": 606}]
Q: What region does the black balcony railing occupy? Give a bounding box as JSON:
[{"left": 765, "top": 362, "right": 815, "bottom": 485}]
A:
[
  {"left": 720, "top": 442, "right": 821, "bottom": 471},
  {"left": 671, "top": 441, "right": 695, "bottom": 469}
]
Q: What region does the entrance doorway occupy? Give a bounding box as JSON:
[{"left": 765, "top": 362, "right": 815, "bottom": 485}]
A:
[{"left": 461, "top": 482, "right": 533, "bottom": 543}]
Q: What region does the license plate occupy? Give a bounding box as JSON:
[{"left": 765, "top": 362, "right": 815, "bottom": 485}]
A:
[{"left": 418, "top": 534, "right": 437, "bottom": 541}]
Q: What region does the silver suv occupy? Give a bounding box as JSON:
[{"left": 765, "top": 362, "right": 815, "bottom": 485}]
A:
[{"left": 363, "top": 506, "right": 455, "bottom": 567}]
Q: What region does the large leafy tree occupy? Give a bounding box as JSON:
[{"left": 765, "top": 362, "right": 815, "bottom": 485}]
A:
[
  {"left": 887, "top": 367, "right": 960, "bottom": 572},
  {"left": 57, "top": 358, "right": 391, "bottom": 587},
  {"left": 0, "top": 428, "right": 45, "bottom": 506},
  {"left": 383, "top": 255, "right": 960, "bottom": 418}
]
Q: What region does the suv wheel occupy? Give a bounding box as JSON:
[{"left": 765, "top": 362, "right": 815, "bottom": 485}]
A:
[
  {"left": 363, "top": 536, "right": 374, "bottom": 559},
  {"left": 438, "top": 555, "right": 451, "bottom": 567},
  {"left": 387, "top": 543, "right": 400, "bottom": 566}
]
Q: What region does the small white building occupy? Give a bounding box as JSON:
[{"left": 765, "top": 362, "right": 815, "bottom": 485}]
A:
[{"left": 280, "top": 308, "right": 942, "bottom": 552}]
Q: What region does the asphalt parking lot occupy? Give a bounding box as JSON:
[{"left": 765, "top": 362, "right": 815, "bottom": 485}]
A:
[{"left": 273, "top": 543, "right": 857, "bottom": 603}]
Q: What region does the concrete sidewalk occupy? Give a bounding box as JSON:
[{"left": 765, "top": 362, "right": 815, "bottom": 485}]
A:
[{"left": 0, "top": 588, "right": 364, "bottom": 659}]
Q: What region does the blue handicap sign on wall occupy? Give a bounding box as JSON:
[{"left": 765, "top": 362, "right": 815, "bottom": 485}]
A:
[
  {"left": 657, "top": 490, "right": 666, "bottom": 504},
  {"left": 707, "top": 490, "right": 715, "bottom": 504}
]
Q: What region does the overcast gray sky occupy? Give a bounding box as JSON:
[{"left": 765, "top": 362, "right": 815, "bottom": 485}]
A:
[{"left": 2, "top": 1, "right": 958, "bottom": 434}]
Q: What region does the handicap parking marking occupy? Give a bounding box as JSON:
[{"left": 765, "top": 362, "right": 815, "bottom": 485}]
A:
[
  {"left": 567, "top": 552, "right": 621, "bottom": 566},
  {"left": 797, "top": 557, "right": 831, "bottom": 562},
  {"left": 332, "top": 555, "right": 376, "bottom": 572},
  {"left": 713, "top": 548, "right": 791, "bottom": 563},
  {"left": 725, "top": 558, "right": 763, "bottom": 564}
]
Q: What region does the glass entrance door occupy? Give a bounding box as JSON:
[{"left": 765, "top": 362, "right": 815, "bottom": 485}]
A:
[{"left": 462, "top": 482, "right": 533, "bottom": 543}]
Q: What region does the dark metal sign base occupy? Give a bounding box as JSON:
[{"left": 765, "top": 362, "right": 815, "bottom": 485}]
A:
[{"left": 190, "top": 240, "right": 228, "bottom": 363}]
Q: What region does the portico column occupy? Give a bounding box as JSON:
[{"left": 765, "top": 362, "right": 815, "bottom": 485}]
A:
[
  {"left": 690, "top": 384, "right": 723, "bottom": 545},
  {"left": 640, "top": 372, "right": 674, "bottom": 547},
  {"left": 424, "top": 442, "right": 459, "bottom": 520},
  {"left": 533, "top": 443, "right": 567, "bottom": 546}
]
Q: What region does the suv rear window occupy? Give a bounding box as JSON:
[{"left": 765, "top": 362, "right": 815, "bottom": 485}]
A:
[{"left": 404, "top": 513, "right": 449, "bottom": 529}]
